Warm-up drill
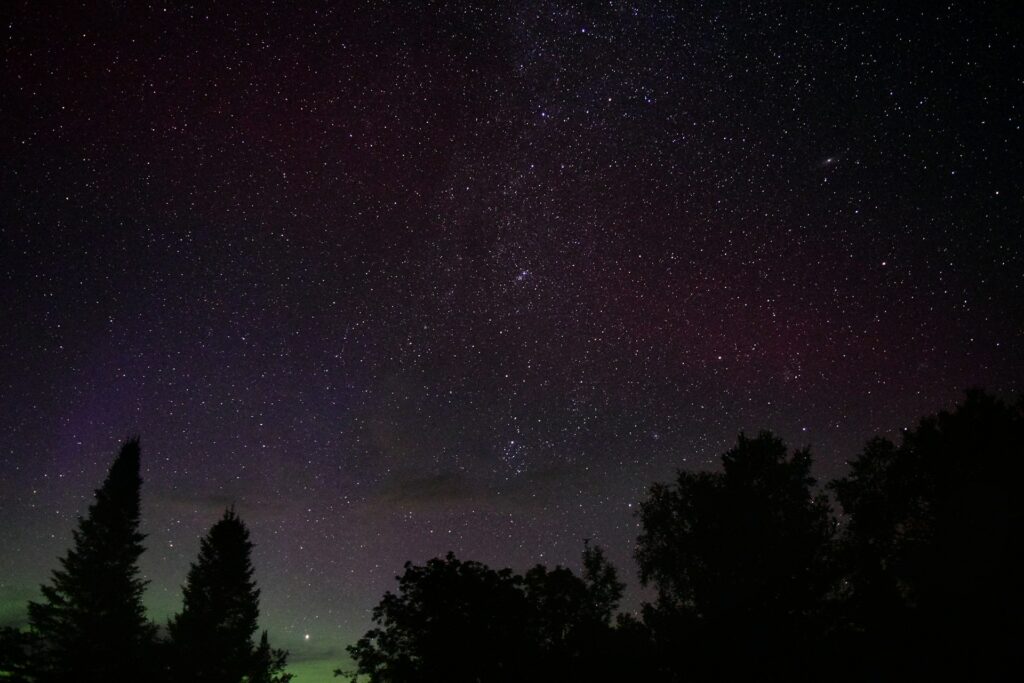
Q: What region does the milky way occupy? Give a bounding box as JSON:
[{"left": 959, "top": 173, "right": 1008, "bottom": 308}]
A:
[{"left": 1, "top": 2, "right": 1021, "bottom": 679}]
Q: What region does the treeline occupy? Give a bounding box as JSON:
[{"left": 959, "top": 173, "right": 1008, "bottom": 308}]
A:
[
  {"left": 340, "top": 390, "right": 1023, "bottom": 681},
  {"left": 0, "top": 439, "right": 291, "bottom": 683},
  {"left": 1, "top": 391, "right": 1021, "bottom": 682}
]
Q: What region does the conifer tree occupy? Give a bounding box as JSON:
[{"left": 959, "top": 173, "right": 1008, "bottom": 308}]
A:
[
  {"left": 0, "top": 626, "right": 33, "bottom": 682},
  {"left": 251, "top": 630, "right": 294, "bottom": 683},
  {"left": 169, "top": 507, "right": 289, "bottom": 683},
  {"left": 27, "top": 438, "right": 155, "bottom": 683}
]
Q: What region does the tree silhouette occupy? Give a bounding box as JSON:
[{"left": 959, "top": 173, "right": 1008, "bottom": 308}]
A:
[
  {"left": 347, "top": 553, "right": 532, "bottom": 683},
  {"left": 345, "top": 547, "right": 627, "bottom": 683},
  {"left": 251, "top": 630, "right": 294, "bottom": 683},
  {"left": 635, "top": 431, "right": 834, "bottom": 680},
  {"left": 523, "top": 543, "right": 629, "bottom": 681},
  {"left": 830, "top": 390, "right": 1024, "bottom": 678},
  {"left": 0, "top": 626, "right": 33, "bottom": 682},
  {"left": 26, "top": 438, "right": 156, "bottom": 682},
  {"left": 8, "top": 391, "right": 1018, "bottom": 681},
  {"left": 168, "top": 507, "right": 290, "bottom": 683},
  {"left": 581, "top": 540, "right": 625, "bottom": 624}
]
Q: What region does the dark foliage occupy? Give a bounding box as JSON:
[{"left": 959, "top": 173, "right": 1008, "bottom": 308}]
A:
[
  {"left": 347, "top": 553, "right": 531, "bottom": 683},
  {"left": 344, "top": 546, "right": 630, "bottom": 683},
  {"left": 524, "top": 542, "right": 633, "bottom": 681},
  {"left": 635, "top": 431, "right": 835, "bottom": 680},
  {"left": 343, "top": 391, "right": 1021, "bottom": 680},
  {"left": 167, "top": 507, "right": 291, "bottom": 683},
  {"left": 251, "top": 630, "right": 294, "bottom": 683},
  {"left": 10, "top": 442, "right": 288, "bottom": 682},
  {"left": 26, "top": 438, "right": 156, "bottom": 683},
  {"left": 581, "top": 541, "right": 625, "bottom": 623},
  {"left": 8, "top": 390, "right": 1021, "bottom": 682},
  {"left": 0, "top": 626, "right": 34, "bottom": 682},
  {"left": 829, "top": 390, "right": 1024, "bottom": 679}
]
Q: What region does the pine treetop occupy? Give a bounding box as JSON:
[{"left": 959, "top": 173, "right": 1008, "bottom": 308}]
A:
[{"left": 27, "top": 438, "right": 154, "bottom": 682}]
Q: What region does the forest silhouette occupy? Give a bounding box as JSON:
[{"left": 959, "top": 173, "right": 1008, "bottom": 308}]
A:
[
  {"left": 0, "top": 440, "right": 291, "bottom": 683},
  {"left": 1, "top": 390, "right": 1021, "bottom": 681}
]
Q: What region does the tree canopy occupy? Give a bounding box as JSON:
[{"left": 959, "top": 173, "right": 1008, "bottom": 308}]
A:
[
  {"left": 5, "top": 390, "right": 1022, "bottom": 682},
  {"left": 168, "top": 507, "right": 291, "bottom": 683},
  {"left": 635, "top": 431, "right": 835, "bottom": 679},
  {"left": 345, "top": 546, "right": 627, "bottom": 683},
  {"left": 830, "top": 390, "right": 1024, "bottom": 678},
  {"left": 637, "top": 432, "right": 834, "bottom": 619},
  {"left": 26, "top": 438, "right": 156, "bottom": 683}
]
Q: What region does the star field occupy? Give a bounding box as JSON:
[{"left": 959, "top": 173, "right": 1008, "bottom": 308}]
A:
[{"left": 1, "top": 2, "right": 1021, "bottom": 679}]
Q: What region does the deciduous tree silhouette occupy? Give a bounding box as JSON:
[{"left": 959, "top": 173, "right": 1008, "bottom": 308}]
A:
[
  {"left": 168, "top": 507, "right": 290, "bottom": 683},
  {"left": 635, "top": 431, "right": 834, "bottom": 680},
  {"left": 830, "top": 390, "right": 1024, "bottom": 678},
  {"left": 581, "top": 540, "right": 625, "bottom": 624},
  {"left": 10, "top": 390, "right": 1016, "bottom": 682},
  {"left": 346, "top": 553, "right": 532, "bottom": 683},
  {"left": 345, "top": 547, "right": 628, "bottom": 683},
  {"left": 26, "top": 438, "right": 156, "bottom": 683},
  {"left": 524, "top": 542, "right": 630, "bottom": 681}
]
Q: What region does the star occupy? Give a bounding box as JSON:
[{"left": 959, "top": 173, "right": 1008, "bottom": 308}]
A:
[{"left": 0, "top": 2, "right": 1017, "bottom": 678}]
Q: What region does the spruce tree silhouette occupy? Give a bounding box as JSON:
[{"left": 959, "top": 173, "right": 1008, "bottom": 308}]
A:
[
  {"left": 635, "top": 431, "right": 834, "bottom": 681},
  {"left": 0, "top": 626, "right": 33, "bottom": 682},
  {"left": 26, "top": 438, "right": 155, "bottom": 683},
  {"left": 168, "top": 507, "right": 290, "bottom": 683},
  {"left": 830, "top": 390, "right": 1024, "bottom": 679}
]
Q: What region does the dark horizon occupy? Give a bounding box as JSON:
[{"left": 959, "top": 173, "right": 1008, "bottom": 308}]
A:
[
  {"left": 3, "top": 391, "right": 1022, "bottom": 681},
  {"left": 1, "top": 2, "right": 1021, "bottom": 679}
]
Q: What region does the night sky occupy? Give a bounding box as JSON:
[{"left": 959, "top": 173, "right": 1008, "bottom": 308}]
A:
[{"left": 1, "top": 2, "right": 1021, "bottom": 679}]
